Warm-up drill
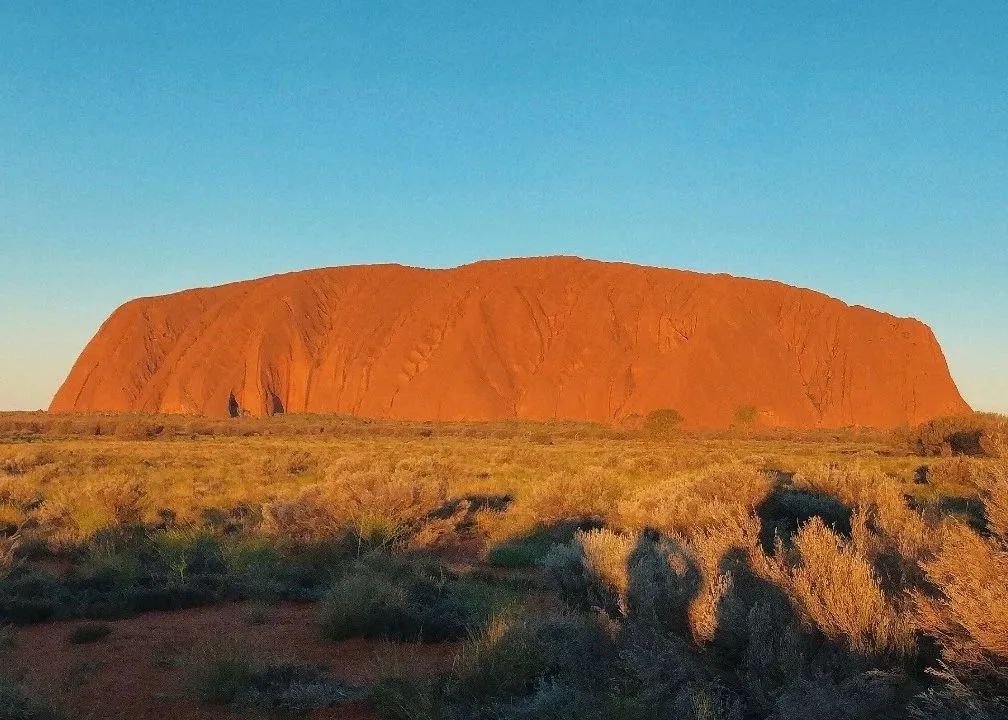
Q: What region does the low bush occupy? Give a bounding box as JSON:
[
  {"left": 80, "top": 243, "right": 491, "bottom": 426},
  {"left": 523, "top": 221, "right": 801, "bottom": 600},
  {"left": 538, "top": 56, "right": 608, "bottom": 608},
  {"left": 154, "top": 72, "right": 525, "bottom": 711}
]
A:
[
  {"left": 319, "top": 557, "right": 510, "bottom": 642},
  {"left": 261, "top": 460, "right": 454, "bottom": 547},
  {"left": 513, "top": 467, "right": 624, "bottom": 531},
  {"left": 486, "top": 534, "right": 556, "bottom": 568},
  {"left": 545, "top": 509, "right": 762, "bottom": 644},
  {"left": 0, "top": 529, "right": 339, "bottom": 625},
  {"left": 112, "top": 419, "right": 162, "bottom": 441},
  {"left": 914, "top": 523, "right": 1008, "bottom": 682},
  {"left": 451, "top": 613, "right": 549, "bottom": 703},
  {"left": 764, "top": 518, "right": 915, "bottom": 660},
  {"left": 908, "top": 665, "right": 1008, "bottom": 720},
  {"left": 769, "top": 670, "right": 899, "bottom": 720},
  {"left": 362, "top": 607, "right": 614, "bottom": 717},
  {"left": 972, "top": 460, "right": 1008, "bottom": 539},
  {"left": 544, "top": 528, "right": 651, "bottom": 621},
  {"left": 910, "top": 413, "right": 1007, "bottom": 458},
  {"left": 643, "top": 408, "right": 685, "bottom": 434},
  {"left": 449, "top": 612, "right": 615, "bottom": 712},
  {"left": 618, "top": 464, "right": 772, "bottom": 536},
  {"left": 191, "top": 647, "right": 358, "bottom": 711}
]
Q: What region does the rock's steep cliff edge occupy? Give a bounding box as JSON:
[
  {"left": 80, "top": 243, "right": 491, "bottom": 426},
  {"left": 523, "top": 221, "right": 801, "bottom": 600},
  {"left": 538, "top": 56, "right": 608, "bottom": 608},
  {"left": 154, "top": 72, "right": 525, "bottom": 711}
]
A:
[{"left": 50, "top": 257, "right": 970, "bottom": 427}]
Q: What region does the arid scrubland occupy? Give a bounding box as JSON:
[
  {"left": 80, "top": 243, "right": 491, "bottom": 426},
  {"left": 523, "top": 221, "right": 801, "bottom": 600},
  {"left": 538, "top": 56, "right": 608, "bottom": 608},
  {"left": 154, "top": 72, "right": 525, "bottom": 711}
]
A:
[{"left": 0, "top": 411, "right": 1006, "bottom": 719}]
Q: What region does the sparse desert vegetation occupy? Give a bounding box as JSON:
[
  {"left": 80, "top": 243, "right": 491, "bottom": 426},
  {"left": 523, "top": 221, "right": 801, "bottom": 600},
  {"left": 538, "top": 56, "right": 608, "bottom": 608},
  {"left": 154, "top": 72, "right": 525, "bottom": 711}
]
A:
[{"left": 0, "top": 411, "right": 1005, "bottom": 719}]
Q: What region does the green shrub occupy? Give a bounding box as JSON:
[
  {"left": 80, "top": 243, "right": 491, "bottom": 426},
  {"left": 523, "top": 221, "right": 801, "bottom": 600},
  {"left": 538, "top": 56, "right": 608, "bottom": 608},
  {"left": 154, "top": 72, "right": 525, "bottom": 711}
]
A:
[
  {"left": 319, "top": 572, "right": 407, "bottom": 640},
  {"left": 0, "top": 570, "right": 67, "bottom": 624},
  {"left": 486, "top": 534, "right": 556, "bottom": 568},
  {"left": 0, "top": 531, "right": 341, "bottom": 626},
  {"left": 451, "top": 613, "right": 548, "bottom": 703},
  {"left": 191, "top": 647, "right": 358, "bottom": 711},
  {"left": 542, "top": 528, "right": 638, "bottom": 620},
  {"left": 319, "top": 558, "right": 510, "bottom": 642},
  {"left": 152, "top": 530, "right": 226, "bottom": 579},
  {"left": 450, "top": 612, "right": 614, "bottom": 709}
]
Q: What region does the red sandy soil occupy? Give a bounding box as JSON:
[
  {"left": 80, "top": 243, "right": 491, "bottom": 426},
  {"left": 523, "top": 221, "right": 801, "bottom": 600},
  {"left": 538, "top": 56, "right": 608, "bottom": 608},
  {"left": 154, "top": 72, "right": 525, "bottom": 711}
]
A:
[
  {"left": 51, "top": 256, "right": 969, "bottom": 428},
  {"left": 8, "top": 602, "right": 459, "bottom": 720}
]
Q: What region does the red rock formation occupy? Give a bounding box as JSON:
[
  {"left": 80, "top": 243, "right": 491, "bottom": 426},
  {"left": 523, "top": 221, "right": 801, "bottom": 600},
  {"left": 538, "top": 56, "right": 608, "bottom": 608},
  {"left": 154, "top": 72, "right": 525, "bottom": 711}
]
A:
[{"left": 50, "top": 257, "right": 970, "bottom": 427}]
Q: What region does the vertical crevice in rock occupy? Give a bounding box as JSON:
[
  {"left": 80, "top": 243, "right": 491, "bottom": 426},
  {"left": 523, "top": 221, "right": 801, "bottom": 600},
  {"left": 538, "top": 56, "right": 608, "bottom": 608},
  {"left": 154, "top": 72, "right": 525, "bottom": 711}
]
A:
[{"left": 228, "top": 391, "right": 240, "bottom": 418}]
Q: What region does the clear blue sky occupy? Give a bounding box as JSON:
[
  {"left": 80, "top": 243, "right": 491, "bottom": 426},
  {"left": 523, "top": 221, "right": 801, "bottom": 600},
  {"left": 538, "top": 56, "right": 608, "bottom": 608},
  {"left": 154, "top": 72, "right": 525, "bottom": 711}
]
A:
[{"left": 1, "top": 2, "right": 1005, "bottom": 412}]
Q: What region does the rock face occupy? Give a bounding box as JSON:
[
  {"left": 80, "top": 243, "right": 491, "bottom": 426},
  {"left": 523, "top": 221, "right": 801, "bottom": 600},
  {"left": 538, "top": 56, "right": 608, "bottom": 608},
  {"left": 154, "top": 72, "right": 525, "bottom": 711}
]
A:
[{"left": 50, "top": 257, "right": 970, "bottom": 427}]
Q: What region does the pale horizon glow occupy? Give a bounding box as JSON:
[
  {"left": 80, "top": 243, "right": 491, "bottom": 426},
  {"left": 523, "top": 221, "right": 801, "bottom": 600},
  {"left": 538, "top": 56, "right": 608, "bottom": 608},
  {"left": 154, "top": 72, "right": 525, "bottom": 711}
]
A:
[{"left": 1, "top": 3, "right": 1005, "bottom": 414}]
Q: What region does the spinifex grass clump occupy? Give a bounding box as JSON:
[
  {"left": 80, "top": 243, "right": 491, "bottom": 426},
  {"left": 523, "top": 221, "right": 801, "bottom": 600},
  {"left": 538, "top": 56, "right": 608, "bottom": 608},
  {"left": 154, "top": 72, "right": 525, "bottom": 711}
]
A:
[
  {"left": 191, "top": 645, "right": 359, "bottom": 712},
  {"left": 319, "top": 554, "right": 515, "bottom": 642}
]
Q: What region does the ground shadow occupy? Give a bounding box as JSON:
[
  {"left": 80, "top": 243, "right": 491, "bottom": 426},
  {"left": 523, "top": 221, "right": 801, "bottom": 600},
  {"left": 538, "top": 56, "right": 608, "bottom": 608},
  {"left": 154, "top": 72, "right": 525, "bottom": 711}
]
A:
[
  {"left": 613, "top": 529, "right": 907, "bottom": 718},
  {"left": 756, "top": 476, "right": 852, "bottom": 553}
]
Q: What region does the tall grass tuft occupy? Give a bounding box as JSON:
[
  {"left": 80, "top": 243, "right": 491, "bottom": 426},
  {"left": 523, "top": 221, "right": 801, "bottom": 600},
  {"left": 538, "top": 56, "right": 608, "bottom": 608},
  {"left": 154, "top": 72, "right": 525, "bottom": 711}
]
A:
[{"left": 765, "top": 518, "right": 915, "bottom": 660}]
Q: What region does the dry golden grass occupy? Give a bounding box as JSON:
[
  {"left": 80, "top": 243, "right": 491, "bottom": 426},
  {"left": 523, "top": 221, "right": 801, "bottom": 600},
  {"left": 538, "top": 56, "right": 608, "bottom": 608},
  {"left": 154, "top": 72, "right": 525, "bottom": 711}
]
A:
[
  {"left": 1, "top": 411, "right": 1007, "bottom": 718},
  {"left": 678, "top": 502, "right": 762, "bottom": 644},
  {"left": 616, "top": 464, "right": 772, "bottom": 535},
  {"left": 0, "top": 411, "right": 984, "bottom": 583},
  {"left": 971, "top": 460, "right": 1008, "bottom": 538},
  {"left": 571, "top": 528, "right": 638, "bottom": 617},
  {"left": 764, "top": 517, "right": 915, "bottom": 659},
  {"left": 914, "top": 523, "right": 1008, "bottom": 680}
]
